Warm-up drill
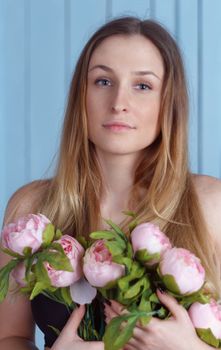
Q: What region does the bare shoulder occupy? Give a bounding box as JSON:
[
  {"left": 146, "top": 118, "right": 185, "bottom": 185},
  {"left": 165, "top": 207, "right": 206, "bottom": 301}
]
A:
[
  {"left": 192, "top": 173, "right": 221, "bottom": 205},
  {"left": 191, "top": 173, "right": 221, "bottom": 244},
  {"left": 3, "top": 179, "right": 51, "bottom": 226}
]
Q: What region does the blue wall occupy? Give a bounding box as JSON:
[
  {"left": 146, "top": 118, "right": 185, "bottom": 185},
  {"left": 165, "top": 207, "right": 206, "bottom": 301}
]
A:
[{"left": 1, "top": 1, "right": 221, "bottom": 348}]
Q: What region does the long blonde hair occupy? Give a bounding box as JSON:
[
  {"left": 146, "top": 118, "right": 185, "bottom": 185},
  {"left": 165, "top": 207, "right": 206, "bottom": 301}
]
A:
[{"left": 37, "top": 17, "right": 220, "bottom": 295}]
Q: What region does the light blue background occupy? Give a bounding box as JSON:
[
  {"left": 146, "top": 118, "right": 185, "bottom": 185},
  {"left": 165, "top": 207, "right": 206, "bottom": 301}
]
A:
[{"left": 1, "top": 1, "right": 221, "bottom": 348}]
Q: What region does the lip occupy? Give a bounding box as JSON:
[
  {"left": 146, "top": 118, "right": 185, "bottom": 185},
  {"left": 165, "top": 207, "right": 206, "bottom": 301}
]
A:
[{"left": 102, "top": 121, "right": 136, "bottom": 129}]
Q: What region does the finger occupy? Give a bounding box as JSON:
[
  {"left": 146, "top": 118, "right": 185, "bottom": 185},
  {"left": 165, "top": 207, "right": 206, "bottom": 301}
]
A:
[
  {"left": 156, "top": 289, "right": 186, "bottom": 320},
  {"left": 104, "top": 303, "right": 120, "bottom": 319},
  {"left": 133, "top": 325, "right": 148, "bottom": 339},
  {"left": 104, "top": 304, "right": 129, "bottom": 330},
  {"left": 110, "top": 300, "right": 126, "bottom": 314},
  {"left": 124, "top": 344, "right": 137, "bottom": 350},
  {"left": 61, "top": 305, "right": 86, "bottom": 339},
  {"left": 126, "top": 336, "right": 144, "bottom": 349},
  {"left": 86, "top": 341, "right": 104, "bottom": 350}
]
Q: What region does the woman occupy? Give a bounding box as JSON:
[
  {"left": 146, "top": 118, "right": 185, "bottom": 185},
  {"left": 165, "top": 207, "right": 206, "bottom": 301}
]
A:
[{"left": 0, "top": 16, "right": 221, "bottom": 350}]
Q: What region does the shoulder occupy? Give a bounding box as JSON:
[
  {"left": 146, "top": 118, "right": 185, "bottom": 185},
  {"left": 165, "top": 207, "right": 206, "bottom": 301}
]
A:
[
  {"left": 3, "top": 179, "right": 51, "bottom": 226},
  {"left": 191, "top": 173, "right": 221, "bottom": 245},
  {"left": 192, "top": 173, "right": 221, "bottom": 205}
]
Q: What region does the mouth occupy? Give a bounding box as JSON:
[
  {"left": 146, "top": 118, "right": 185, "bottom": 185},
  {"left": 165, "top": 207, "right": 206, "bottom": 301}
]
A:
[{"left": 102, "top": 121, "right": 136, "bottom": 130}]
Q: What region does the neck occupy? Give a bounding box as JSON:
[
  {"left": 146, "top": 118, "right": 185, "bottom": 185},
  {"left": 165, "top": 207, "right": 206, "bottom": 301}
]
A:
[{"left": 96, "top": 149, "right": 141, "bottom": 208}]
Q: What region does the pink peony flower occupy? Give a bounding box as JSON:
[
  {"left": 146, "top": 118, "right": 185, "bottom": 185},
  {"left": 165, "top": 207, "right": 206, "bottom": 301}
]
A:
[
  {"left": 1, "top": 213, "right": 50, "bottom": 255},
  {"left": 45, "top": 235, "right": 84, "bottom": 287},
  {"left": 159, "top": 247, "right": 205, "bottom": 295},
  {"left": 70, "top": 277, "right": 97, "bottom": 305},
  {"left": 188, "top": 300, "right": 221, "bottom": 340},
  {"left": 83, "top": 240, "right": 125, "bottom": 288},
  {"left": 131, "top": 222, "right": 172, "bottom": 265},
  {"left": 11, "top": 261, "right": 27, "bottom": 287}
]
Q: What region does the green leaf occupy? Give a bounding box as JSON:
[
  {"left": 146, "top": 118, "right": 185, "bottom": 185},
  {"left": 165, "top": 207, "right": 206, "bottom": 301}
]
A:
[
  {"left": 104, "top": 241, "right": 124, "bottom": 257},
  {"left": 90, "top": 231, "right": 126, "bottom": 251},
  {"left": 138, "top": 293, "right": 152, "bottom": 326},
  {"left": 118, "top": 263, "right": 145, "bottom": 291},
  {"left": 128, "top": 220, "right": 138, "bottom": 233},
  {"left": 34, "top": 260, "right": 51, "bottom": 286},
  {"left": 112, "top": 256, "right": 132, "bottom": 272},
  {"left": 104, "top": 220, "right": 127, "bottom": 242},
  {"left": 130, "top": 261, "right": 145, "bottom": 277},
  {"left": 61, "top": 287, "right": 73, "bottom": 306},
  {"left": 135, "top": 249, "right": 160, "bottom": 265},
  {"left": 138, "top": 294, "right": 152, "bottom": 313},
  {"left": 42, "top": 223, "right": 55, "bottom": 247},
  {"left": 121, "top": 210, "right": 137, "bottom": 218},
  {"left": 0, "top": 246, "right": 23, "bottom": 259},
  {"left": 127, "top": 242, "right": 133, "bottom": 259},
  {"left": 22, "top": 247, "right": 32, "bottom": 257},
  {"left": 157, "top": 306, "right": 167, "bottom": 319},
  {"left": 101, "top": 277, "right": 122, "bottom": 290},
  {"left": 90, "top": 231, "right": 118, "bottom": 240},
  {"left": 38, "top": 243, "right": 73, "bottom": 272},
  {"left": 149, "top": 292, "right": 159, "bottom": 303},
  {"left": 196, "top": 328, "right": 220, "bottom": 348},
  {"left": 76, "top": 235, "right": 88, "bottom": 249},
  {"left": 124, "top": 276, "right": 150, "bottom": 299},
  {"left": 54, "top": 228, "right": 62, "bottom": 240},
  {"left": 30, "top": 281, "right": 48, "bottom": 299},
  {"left": 20, "top": 284, "right": 35, "bottom": 294},
  {"left": 0, "top": 259, "right": 19, "bottom": 302},
  {"left": 161, "top": 274, "right": 181, "bottom": 294},
  {"left": 48, "top": 325, "right": 61, "bottom": 336},
  {"left": 44, "top": 252, "right": 73, "bottom": 272},
  {"left": 49, "top": 242, "right": 65, "bottom": 252},
  {"left": 24, "top": 255, "right": 36, "bottom": 282},
  {"left": 180, "top": 292, "right": 210, "bottom": 309},
  {"left": 103, "top": 314, "right": 138, "bottom": 350},
  {"left": 103, "top": 310, "right": 156, "bottom": 350}
]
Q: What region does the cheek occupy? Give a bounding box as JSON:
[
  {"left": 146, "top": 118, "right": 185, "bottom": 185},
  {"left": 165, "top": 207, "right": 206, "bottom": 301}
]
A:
[
  {"left": 86, "top": 91, "right": 108, "bottom": 121},
  {"left": 137, "top": 100, "right": 161, "bottom": 143},
  {"left": 139, "top": 98, "right": 161, "bottom": 127}
]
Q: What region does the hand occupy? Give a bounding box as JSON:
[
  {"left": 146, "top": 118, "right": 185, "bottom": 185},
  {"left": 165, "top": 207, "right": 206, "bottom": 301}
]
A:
[
  {"left": 104, "top": 290, "right": 206, "bottom": 350},
  {"left": 51, "top": 305, "right": 104, "bottom": 350}
]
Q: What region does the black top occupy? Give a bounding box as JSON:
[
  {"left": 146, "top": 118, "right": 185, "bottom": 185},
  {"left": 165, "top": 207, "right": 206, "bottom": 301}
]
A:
[{"left": 31, "top": 294, "right": 105, "bottom": 348}]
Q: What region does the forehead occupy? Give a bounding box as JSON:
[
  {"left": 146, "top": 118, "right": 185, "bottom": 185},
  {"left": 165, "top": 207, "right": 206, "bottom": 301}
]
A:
[{"left": 88, "top": 34, "right": 164, "bottom": 77}]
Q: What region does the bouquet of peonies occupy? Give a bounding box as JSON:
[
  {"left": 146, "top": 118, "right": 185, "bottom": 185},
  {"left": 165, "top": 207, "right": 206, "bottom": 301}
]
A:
[{"left": 1, "top": 212, "right": 221, "bottom": 349}]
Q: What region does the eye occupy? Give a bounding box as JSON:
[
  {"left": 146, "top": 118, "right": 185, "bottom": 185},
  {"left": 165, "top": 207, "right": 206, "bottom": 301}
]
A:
[
  {"left": 135, "top": 83, "right": 152, "bottom": 90},
  {"left": 95, "top": 78, "right": 112, "bottom": 86}
]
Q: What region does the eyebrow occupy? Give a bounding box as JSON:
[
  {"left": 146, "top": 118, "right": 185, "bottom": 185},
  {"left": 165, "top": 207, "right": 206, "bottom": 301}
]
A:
[{"left": 88, "top": 64, "right": 161, "bottom": 80}]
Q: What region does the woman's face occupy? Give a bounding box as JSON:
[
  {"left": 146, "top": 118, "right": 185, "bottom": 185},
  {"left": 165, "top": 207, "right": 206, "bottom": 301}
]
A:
[{"left": 86, "top": 34, "right": 164, "bottom": 157}]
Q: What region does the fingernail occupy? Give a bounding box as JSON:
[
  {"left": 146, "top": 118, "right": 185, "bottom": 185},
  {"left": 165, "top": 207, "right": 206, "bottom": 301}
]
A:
[{"left": 158, "top": 287, "right": 165, "bottom": 294}]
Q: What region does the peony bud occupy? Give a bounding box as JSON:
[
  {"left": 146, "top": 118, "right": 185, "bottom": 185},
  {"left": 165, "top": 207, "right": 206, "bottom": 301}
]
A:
[
  {"left": 45, "top": 235, "right": 84, "bottom": 287},
  {"left": 83, "top": 240, "right": 125, "bottom": 288},
  {"left": 131, "top": 222, "right": 172, "bottom": 266},
  {"left": 11, "top": 261, "right": 27, "bottom": 287},
  {"left": 1, "top": 213, "right": 50, "bottom": 255},
  {"left": 159, "top": 247, "right": 205, "bottom": 295},
  {"left": 189, "top": 300, "right": 221, "bottom": 343}
]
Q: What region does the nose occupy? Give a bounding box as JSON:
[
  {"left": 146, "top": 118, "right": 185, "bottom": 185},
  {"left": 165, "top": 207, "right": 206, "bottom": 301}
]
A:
[{"left": 111, "top": 85, "right": 129, "bottom": 113}]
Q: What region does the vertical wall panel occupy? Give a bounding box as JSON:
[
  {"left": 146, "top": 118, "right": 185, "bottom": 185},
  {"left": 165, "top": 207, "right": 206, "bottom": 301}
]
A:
[
  {"left": 201, "top": 0, "right": 221, "bottom": 177},
  {"left": 0, "top": 1, "right": 6, "bottom": 224},
  {"left": 30, "top": 0, "right": 66, "bottom": 180},
  {"left": 153, "top": 0, "right": 177, "bottom": 35},
  {"left": 69, "top": 0, "right": 106, "bottom": 81},
  {"left": 112, "top": 0, "right": 151, "bottom": 18},
  {"left": 178, "top": 0, "right": 199, "bottom": 173},
  {"left": 1, "top": 0, "right": 27, "bottom": 223}
]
